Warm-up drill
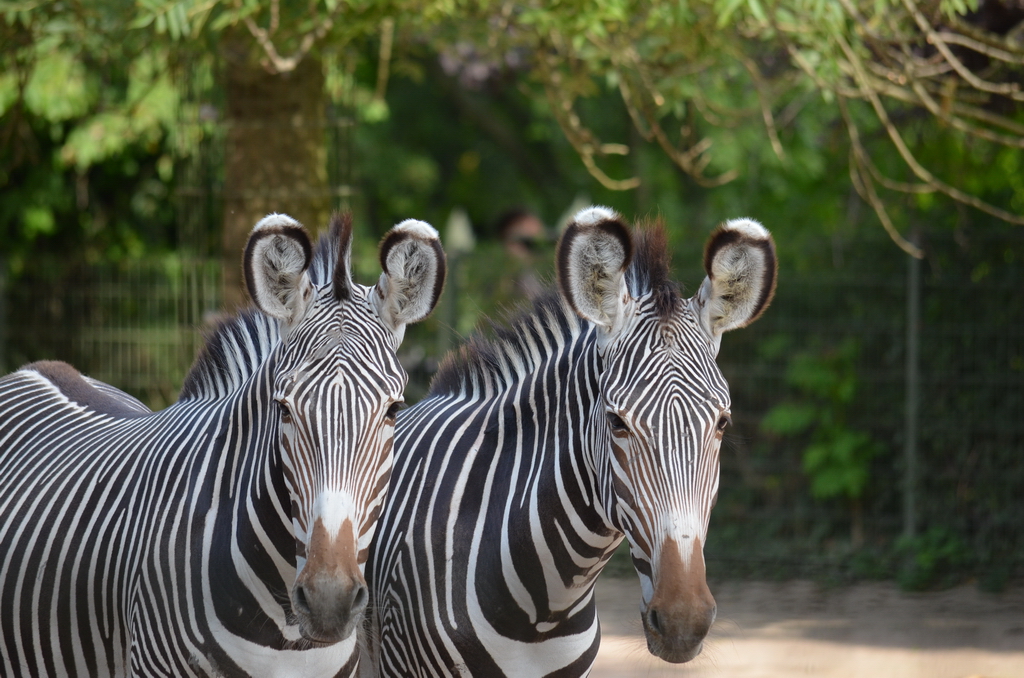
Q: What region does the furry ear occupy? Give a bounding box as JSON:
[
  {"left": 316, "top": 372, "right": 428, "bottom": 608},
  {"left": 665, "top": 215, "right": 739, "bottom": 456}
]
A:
[
  {"left": 695, "top": 218, "right": 777, "bottom": 352},
  {"left": 372, "top": 219, "right": 446, "bottom": 338},
  {"left": 243, "top": 214, "right": 314, "bottom": 329},
  {"left": 556, "top": 206, "right": 634, "bottom": 339}
]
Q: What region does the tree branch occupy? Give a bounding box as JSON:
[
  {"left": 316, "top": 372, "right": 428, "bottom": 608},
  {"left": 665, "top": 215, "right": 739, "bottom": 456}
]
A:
[
  {"left": 233, "top": 0, "right": 337, "bottom": 74},
  {"left": 840, "top": 97, "right": 925, "bottom": 258},
  {"left": 836, "top": 30, "right": 1024, "bottom": 225},
  {"left": 374, "top": 17, "right": 394, "bottom": 101},
  {"left": 900, "top": 0, "right": 1024, "bottom": 101}
]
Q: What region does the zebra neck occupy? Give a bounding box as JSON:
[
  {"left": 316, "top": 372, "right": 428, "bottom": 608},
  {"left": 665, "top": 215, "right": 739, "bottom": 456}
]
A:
[
  {"left": 202, "top": 365, "right": 298, "bottom": 645},
  {"left": 492, "top": 338, "right": 623, "bottom": 615}
]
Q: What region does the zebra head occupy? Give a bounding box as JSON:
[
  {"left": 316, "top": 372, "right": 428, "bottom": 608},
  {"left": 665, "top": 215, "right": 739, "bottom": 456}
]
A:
[
  {"left": 558, "top": 207, "right": 776, "bottom": 663},
  {"left": 244, "top": 213, "right": 445, "bottom": 645}
]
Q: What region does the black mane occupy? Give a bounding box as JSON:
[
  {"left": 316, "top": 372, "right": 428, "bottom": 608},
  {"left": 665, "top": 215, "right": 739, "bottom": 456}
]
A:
[
  {"left": 179, "top": 215, "right": 348, "bottom": 401},
  {"left": 179, "top": 309, "right": 278, "bottom": 401},
  {"left": 427, "top": 291, "right": 580, "bottom": 398},
  {"left": 428, "top": 222, "right": 681, "bottom": 399},
  {"left": 625, "top": 222, "right": 681, "bottom": 321}
]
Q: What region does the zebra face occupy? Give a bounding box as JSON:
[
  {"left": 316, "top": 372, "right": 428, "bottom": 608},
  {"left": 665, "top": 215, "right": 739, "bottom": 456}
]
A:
[
  {"left": 245, "top": 213, "right": 446, "bottom": 645},
  {"left": 275, "top": 288, "right": 405, "bottom": 645},
  {"left": 601, "top": 306, "right": 728, "bottom": 663},
  {"left": 559, "top": 207, "right": 776, "bottom": 664}
]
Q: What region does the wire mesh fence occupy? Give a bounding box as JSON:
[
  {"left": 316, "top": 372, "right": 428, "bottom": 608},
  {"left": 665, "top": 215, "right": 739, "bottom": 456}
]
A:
[
  {"left": 0, "top": 256, "right": 220, "bottom": 410},
  {"left": 710, "top": 226, "right": 1024, "bottom": 588},
  {"left": 0, "top": 221, "right": 1020, "bottom": 587}
]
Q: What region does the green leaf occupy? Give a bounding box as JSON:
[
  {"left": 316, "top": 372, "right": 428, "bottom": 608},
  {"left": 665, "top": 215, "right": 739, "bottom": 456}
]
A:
[
  {"left": 0, "top": 70, "right": 18, "bottom": 117},
  {"left": 128, "top": 13, "right": 156, "bottom": 29},
  {"left": 786, "top": 351, "right": 838, "bottom": 397},
  {"left": 802, "top": 429, "right": 881, "bottom": 499},
  {"left": 61, "top": 113, "right": 133, "bottom": 169},
  {"left": 24, "top": 50, "right": 93, "bottom": 122},
  {"left": 746, "top": 0, "right": 767, "bottom": 23},
  {"left": 761, "top": 402, "right": 817, "bottom": 435},
  {"left": 715, "top": 0, "right": 747, "bottom": 27},
  {"left": 22, "top": 206, "right": 56, "bottom": 239},
  {"left": 173, "top": 2, "right": 190, "bottom": 37},
  {"left": 360, "top": 98, "right": 390, "bottom": 123},
  {"left": 166, "top": 4, "right": 181, "bottom": 39},
  {"left": 940, "top": 0, "right": 979, "bottom": 16}
]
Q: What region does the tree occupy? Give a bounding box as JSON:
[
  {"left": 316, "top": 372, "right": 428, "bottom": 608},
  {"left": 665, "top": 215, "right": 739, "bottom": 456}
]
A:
[
  {"left": 7, "top": 0, "right": 1020, "bottom": 278},
  {"left": 132, "top": 2, "right": 358, "bottom": 309},
  {"left": 218, "top": 29, "right": 332, "bottom": 310},
  {"left": 432, "top": 0, "right": 1023, "bottom": 256},
  {"left": 130, "top": 0, "right": 1021, "bottom": 258},
  {"left": 754, "top": 0, "right": 1024, "bottom": 255},
  {"left": 0, "top": 1, "right": 180, "bottom": 271}
]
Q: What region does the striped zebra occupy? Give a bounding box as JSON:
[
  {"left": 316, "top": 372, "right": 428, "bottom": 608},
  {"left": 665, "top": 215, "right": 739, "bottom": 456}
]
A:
[
  {"left": 365, "top": 207, "right": 777, "bottom": 677},
  {"left": 0, "top": 212, "right": 446, "bottom": 677}
]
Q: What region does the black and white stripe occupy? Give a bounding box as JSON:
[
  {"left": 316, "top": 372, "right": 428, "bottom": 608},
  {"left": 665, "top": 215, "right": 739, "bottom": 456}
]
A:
[
  {"left": 0, "top": 212, "right": 445, "bottom": 677},
  {"left": 365, "top": 207, "right": 776, "bottom": 676}
]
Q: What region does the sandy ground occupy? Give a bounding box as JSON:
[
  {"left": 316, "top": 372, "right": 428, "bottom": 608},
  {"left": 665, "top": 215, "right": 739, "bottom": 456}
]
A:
[{"left": 591, "top": 577, "right": 1024, "bottom": 678}]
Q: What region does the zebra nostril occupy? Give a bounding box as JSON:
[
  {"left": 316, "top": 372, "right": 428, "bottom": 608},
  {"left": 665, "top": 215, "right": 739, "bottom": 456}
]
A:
[
  {"left": 352, "top": 584, "right": 368, "bottom": 613},
  {"left": 648, "top": 608, "right": 661, "bottom": 635},
  {"left": 293, "top": 585, "right": 311, "bottom": 616}
]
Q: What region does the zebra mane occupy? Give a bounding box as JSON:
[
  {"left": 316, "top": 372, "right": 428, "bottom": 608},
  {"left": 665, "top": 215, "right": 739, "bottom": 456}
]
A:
[
  {"left": 428, "top": 222, "right": 681, "bottom": 399},
  {"left": 427, "top": 290, "right": 581, "bottom": 399},
  {"left": 179, "top": 215, "right": 350, "bottom": 401},
  {"left": 625, "top": 221, "right": 681, "bottom": 321}
]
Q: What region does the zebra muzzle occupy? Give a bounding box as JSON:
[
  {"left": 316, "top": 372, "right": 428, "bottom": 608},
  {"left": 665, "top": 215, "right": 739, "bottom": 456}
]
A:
[
  {"left": 292, "top": 517, "right": 368, "bottom": 644},
  {"left": 641, "top": 535, "right": 717, "bottom": 663},
  {"left": 292, "top": 571, "right": 368, "bottom": 644}
]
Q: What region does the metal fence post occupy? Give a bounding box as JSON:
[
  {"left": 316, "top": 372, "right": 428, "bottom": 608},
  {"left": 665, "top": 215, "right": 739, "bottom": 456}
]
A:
[{"left": 903, "top": 235, "right": 921, "bottom": 543}]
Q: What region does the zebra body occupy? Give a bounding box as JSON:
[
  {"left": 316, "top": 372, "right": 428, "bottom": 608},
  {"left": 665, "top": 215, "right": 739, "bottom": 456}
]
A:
[
  {"left": 366, "top": 208, "right": 776, "bottom": 677},
  {"left": 0, "top": 213, "right": 445, "bottom": 677}
]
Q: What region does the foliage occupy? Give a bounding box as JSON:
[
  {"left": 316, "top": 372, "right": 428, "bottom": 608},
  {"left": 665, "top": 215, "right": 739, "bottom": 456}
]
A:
[
  {"left": 745, "top": 0, "right": 1024, "bottom": 256},
  {"left": 416, "top": 0, "right": 1022, "bottom": 252},
  {"left": 0, "top": 1, "right": 180, "bottom": 270},
  {"left": 762, "top": 338, "right": 883, "bottom": 503},
  {"left": 897, "top": 527, "right": 969, "bottom": 591},
  {"left": 3, "top": 0, "right": 1019, "bottom": 266},
  {"left": 120, "top": 0, "right": 1023, "bottom": 253}
]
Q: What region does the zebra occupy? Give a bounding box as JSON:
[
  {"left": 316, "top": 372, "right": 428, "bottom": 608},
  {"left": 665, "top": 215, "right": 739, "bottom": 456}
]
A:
[
  {"left": 0, "top": 212, "right": 446, "bottom": 678},
  {"left": 364, "top": 207, "right": 777, "bottom": 677}
]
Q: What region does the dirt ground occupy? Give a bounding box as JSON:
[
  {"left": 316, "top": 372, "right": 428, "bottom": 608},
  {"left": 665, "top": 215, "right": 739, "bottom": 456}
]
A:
[{"left": 591, "top": 577, "right": 1024, "bottom": 678}]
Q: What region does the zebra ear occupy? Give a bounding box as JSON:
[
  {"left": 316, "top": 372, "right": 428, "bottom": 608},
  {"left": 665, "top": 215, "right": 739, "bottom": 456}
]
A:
[
  {"left": 244, "top": 214, "right": 315, "bottom": 329},
  {"left": 557, "top": 206, "right": 634, "bottom": 341},
  {"left": 371, "top": 219, "right": 447, "bottom": 341},
  {"left": 695, "top": 218, "right": 777, "bottom": 352}
]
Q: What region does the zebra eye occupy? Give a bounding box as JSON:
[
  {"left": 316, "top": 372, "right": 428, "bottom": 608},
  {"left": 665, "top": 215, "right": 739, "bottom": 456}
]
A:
[
  {"left": 385, "top": 401, "right": 407, "bottom": 421},
  {"left": 277, "top": 400, "right": 293, "bottom": 423},
  {"left": 716, "top": 414, "right": 732, "bottom": 432},
  {"left": 607, "top": 412, "right": 630, "bottom": 434}
]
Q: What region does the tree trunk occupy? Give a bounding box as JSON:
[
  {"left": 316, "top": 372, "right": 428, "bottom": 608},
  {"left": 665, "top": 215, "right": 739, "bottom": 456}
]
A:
[{"left": 220, "top": 34, "right": 331, "bottom": 312}]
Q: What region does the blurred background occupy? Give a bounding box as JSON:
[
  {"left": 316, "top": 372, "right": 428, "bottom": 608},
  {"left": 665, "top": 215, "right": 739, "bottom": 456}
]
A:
[{"left": 1, "top": 0, "right": 1021, "bottom": 593}]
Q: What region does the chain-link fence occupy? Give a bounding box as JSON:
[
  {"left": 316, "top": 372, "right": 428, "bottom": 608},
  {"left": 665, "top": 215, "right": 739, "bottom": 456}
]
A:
[
  {"left": 711, "top": 226, "right": 1023, "bottom": 589},
  {"left": 1, "top": 219, "right": 1020, "bottom": 588},
  {"left": 0, "top": 256, "right": 219, "bottom": 410}
]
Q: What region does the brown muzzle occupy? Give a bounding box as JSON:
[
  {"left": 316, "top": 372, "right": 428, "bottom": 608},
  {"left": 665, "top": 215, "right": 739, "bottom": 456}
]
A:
[
  {"left": 292, "top": 518, "right": 368, "bottom": 644},
  {"left": 641, "top": 536, "right": 716, "bottom": 663}
]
